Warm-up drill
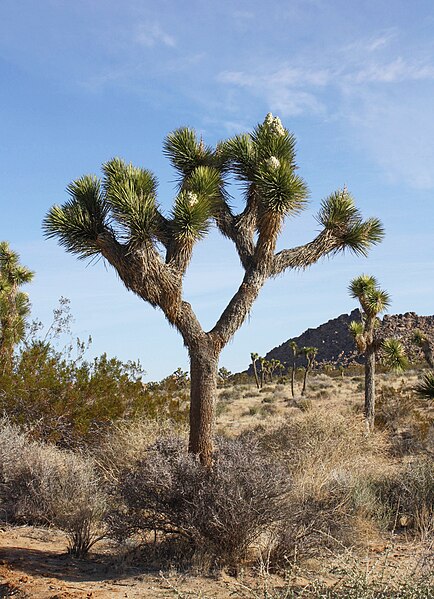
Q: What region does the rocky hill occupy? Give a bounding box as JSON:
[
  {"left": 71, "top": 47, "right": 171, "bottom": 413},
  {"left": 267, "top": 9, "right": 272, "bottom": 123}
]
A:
[{"left": 249, "top": 310, "right": 434, "bottom": 371}]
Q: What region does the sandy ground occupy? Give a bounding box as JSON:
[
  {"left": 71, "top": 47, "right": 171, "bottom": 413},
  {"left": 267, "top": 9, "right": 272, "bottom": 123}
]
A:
[{"left": 0, "top": 525, "right": 432, "bottom": 597}]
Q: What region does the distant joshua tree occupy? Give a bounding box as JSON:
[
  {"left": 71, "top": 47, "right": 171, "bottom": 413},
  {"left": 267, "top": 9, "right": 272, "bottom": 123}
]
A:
[
  {"left": 301, "top": 346, "right": 318, "bottom": 396},
  {"left": 0, "top": 242, "right": 34, "bottom": 372},
  {"left": 44, "top": 115, "right": 383, "bottom": 466},
  {"left": 349, "top": 275, "right": 407, "bottom": 432},
  {"left": 218, "top": 366, "right": 232, "bottom": 383},
  {"left": 269, "top": 358, "right": 284, "bottom": 382},
  {"left": 250, "top": 352, "right": 261, "bottom": 389}
]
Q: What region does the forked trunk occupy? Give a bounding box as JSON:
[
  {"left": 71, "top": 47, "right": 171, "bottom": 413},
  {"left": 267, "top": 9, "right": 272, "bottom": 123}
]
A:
[
  {"left": 364, "top": 347, "right": 376, "bottom": 432},
  {"left": 188, "top": 345, "right": 219, "bottom": 467}
]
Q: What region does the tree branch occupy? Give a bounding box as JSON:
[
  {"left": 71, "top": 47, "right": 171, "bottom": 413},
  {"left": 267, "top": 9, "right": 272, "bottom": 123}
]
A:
[
  {"left": 209, "top": 269, "right": 267, "bottom": 348},
  {"left": 270, "top": 230, "right": 337, "bottom": 276},
  {"left": 215, "top": 191, "right": 258, "bottom": 270}
]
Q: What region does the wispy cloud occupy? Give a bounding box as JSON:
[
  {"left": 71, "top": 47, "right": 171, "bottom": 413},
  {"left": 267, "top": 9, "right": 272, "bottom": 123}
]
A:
[
  {"left": 349, "top": 57, "right": 434, "bottom": 84},
  {"left": 217, "top": 33, "right": 434, "bottom": 188},
  {"left": 134, "top": 23, "right": 176, "bottom": 48}
]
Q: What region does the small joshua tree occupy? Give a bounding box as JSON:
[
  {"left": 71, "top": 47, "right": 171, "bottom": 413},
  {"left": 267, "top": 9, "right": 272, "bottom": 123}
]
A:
[
  {"left": 301, "top": 346, "right": 318, "bottom": 396},
  {"left": 349, "top": 275, "right": 407, "bottom": 432},
  {"left": 44, "top": 115, "right": 383, "bottom": 465},
  {"left": 269, "top": 358, "right": 284, "bottom": 382},
  {"left": 250, "top": 352, "right": 261, "bottom": 389},
  {"left": 0, "top": 242, "right": 34, "bottom": 373}
]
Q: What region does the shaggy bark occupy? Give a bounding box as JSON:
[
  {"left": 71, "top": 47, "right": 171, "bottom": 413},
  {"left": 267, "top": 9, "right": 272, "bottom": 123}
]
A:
[{"left": 188, "top": 345, "right": 219, "bottom": 463}]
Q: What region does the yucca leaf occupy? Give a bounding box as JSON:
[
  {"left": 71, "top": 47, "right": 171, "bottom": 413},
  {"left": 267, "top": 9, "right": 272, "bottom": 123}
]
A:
[
  {"left": 415, "top": 371, "right": 434, "bottom": 399},
  {"left": 381, "top": 338, "right": 408, "bottom": 372},
  {"left": 219, "top": 134, "right": 256, "bottom": 181},
  {"left": 251, "top": 115, "right": 297, "bottom": 165},
  {"left": 164, "top": 128, "right": 213, "bottom": 178},
  {"left": 170, "top": 191, "right": 213, "bottom": 242},
  {"left": 43, "top": 176, "right": 109, "bottom": 259},
  {"left": 317, "top": 189, "right": 384, "bottom": 256},
  {"left": 255, "top": 163, "right": 309, "bottom": 216},
  {"left": 365, "top": 288, "right": 390, "bottom": 315},
  {"left": 184, "top": 166, "right": 223, "bottom": 207},
  {"left": 349, "top": 274, "right": 378, "bottom": 300},
  {"left": 103, "top": 158, "right": 157, "bottom": 198}
]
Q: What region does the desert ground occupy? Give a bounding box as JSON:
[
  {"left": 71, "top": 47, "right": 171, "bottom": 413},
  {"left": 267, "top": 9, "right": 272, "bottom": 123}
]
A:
[{"left": 0, "top": 371, "right": 433, "bottom": 598}]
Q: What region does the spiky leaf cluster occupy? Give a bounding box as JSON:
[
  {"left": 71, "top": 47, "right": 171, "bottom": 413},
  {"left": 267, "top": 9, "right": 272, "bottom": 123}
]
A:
[
  {"left": 102, "top": 159, "right": 159, "bottom": 245},
  {"left": 44, "top": 152, "right": 224, "bottom": 265},
  {"left": 349, "top": 274, "right": 390, "bottom": 317},
  {"left": 317, "top": 190, "right": 384, "bottom": 257},
  {"left": 222, "top": 114, "right": 309, "bottom": 241},
  {"left": 381, "top": 338, "right": 408, "bottom": 372},
  {"left": 163, "top": 128, "right": 218, "bottom": 179},
  {"left": 44, "top": 176, "right": 109, "bottom": 258},
  {"left": 415, "top": 371, "right": 434, "bottom": 399}
]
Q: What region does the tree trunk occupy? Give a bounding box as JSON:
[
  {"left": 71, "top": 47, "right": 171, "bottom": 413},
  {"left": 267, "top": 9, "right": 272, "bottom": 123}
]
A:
[
  {"left": 188, "top": 344, "right": 219, "bottom": 467},
  {"left": 291, "top": 362, "right": 295, "bottom": 397},
  {"left": 301, "top": 367, "right": 308, "bottom": 396},
  {"left": 364, "top": 347, "right": 376, "bottom": 432},
  {"left": 252, "top": 360, "right": 260, "bottom": 389}
]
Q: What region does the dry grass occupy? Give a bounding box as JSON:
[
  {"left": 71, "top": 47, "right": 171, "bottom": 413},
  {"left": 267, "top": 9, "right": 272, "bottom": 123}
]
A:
[
  {"left": 1, "top": 370, "right": 432, "bottom": 591},
  {"left": 0, "top": 419, "right": 106, "bottom": 556}
]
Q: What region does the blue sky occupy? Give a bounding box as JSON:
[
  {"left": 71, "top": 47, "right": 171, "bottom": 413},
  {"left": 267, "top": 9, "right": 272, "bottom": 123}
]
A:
[{"left": 1, "top": 0, "right": 433, "bottom": 380}]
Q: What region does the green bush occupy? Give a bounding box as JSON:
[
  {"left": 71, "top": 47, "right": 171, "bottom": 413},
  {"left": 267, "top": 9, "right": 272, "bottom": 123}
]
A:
[{"left": 0, "top": 340, "right": 188, "bottom": 447}]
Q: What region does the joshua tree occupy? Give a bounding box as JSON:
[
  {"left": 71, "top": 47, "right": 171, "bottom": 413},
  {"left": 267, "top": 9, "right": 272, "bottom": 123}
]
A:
[
  {"left": 43, "top": 114, "right": 383, "bottom": 465},
  {"left": 218, "top": 366, "right": 232, "bottom": 384},
  {"left": 349, "top": 275, "right": 407, "bottom": 432},
  {"left": 413, "top": 329, "right": 434, "bottom": 368},
  {"left": 269, "top": 358, "right": 284, "bottom": 382},
  {"left": 0, "top": 242, "right": 34, "bottom": 372},
  {"left": 289, "top": 340, "right": 298, "bottom": 397},
  {"left": 301, "top": 346, "right": 318, "bottom": 396},
  {"left": 250, "top": 352, "right": 261, "bottom": 389}
]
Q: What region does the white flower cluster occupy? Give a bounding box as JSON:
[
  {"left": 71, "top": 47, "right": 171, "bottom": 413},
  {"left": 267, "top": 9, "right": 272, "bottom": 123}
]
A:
[
  {"left": 186, "top": 191, "right": 199, "bottom": 206},
  {"left": 264, "top": 113, "right": 285, "bottom": 136},
  {"left": 266, "top": 156, "right": 281, "bottom": 170}
]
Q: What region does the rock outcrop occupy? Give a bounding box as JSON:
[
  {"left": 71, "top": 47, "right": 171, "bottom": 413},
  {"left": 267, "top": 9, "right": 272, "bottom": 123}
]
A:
[{"left": 247, "top": 311, "right": 434, "bottom": 371}]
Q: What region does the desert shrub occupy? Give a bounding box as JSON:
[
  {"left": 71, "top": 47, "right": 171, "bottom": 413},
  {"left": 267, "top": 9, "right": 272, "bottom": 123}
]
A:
[
  {"left": 245, "top": 412, "right": 391, "bottom": 559},
  {"left": 243, "top": 388, "right": 261, "bottom": 398},
  {"left": 294, "top": 398, "right": 313, "bottom": 412},
  {"left": 0, "top": 420, "right": 105, "bottom": 556},
  {"left": 93, "top": 418, "right": 186, "bottom": 484},
  {"left": 107, "top": 435, "right": 291, "bottom": 568},
  {"left": 0, "top": 340, "right": 153, "bottom": 447},
  {"left": 376, "top": 457, "right": 434, "bottom": 539}
]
